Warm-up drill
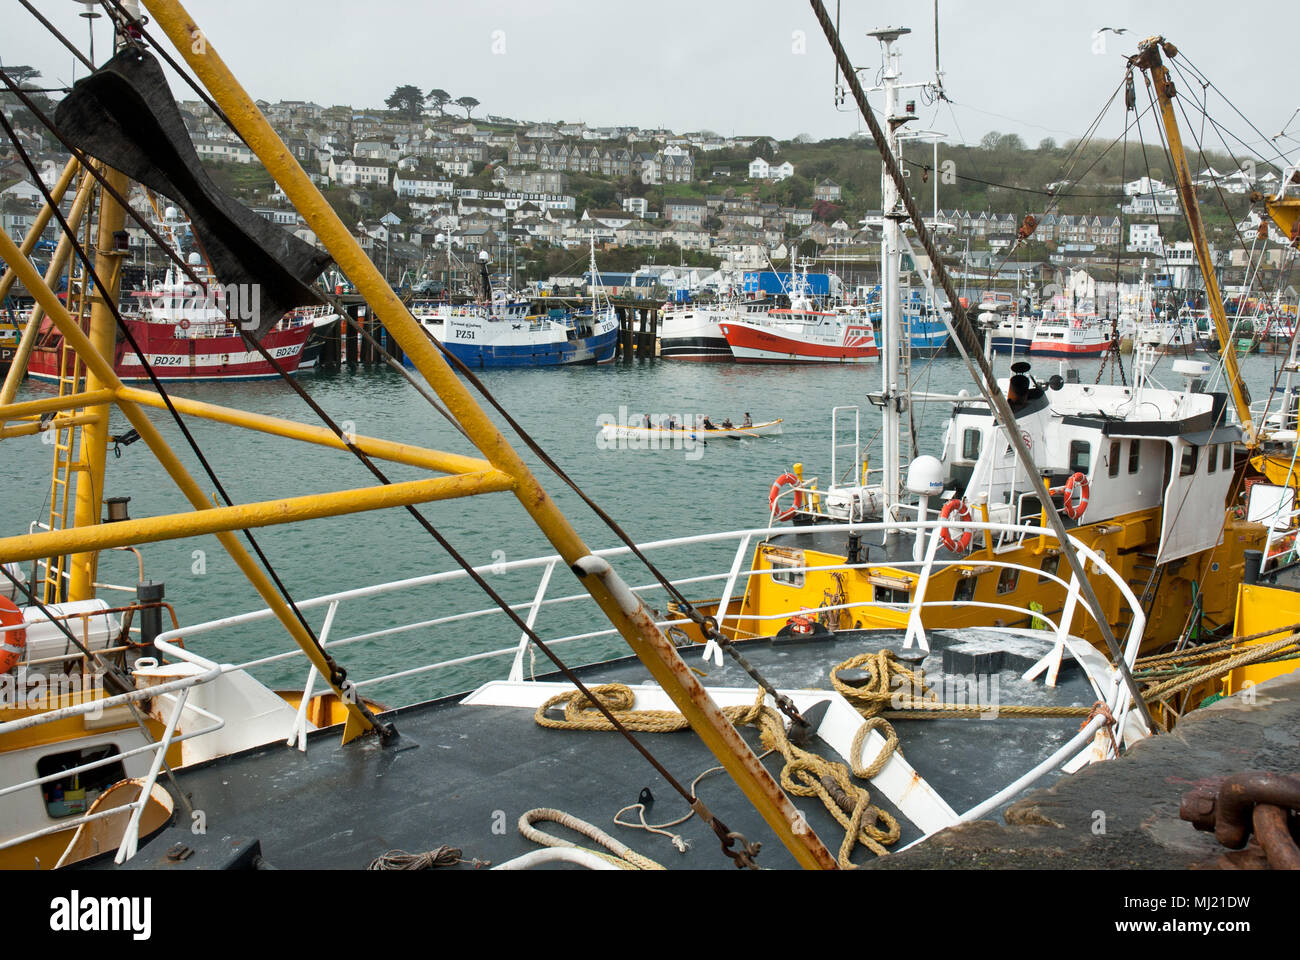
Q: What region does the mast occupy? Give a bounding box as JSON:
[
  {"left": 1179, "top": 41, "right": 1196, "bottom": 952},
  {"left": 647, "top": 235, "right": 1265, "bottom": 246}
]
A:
[
  {"left": 67, "top": 8, "right": 135, "bottom": 600},
  {"left": 808, "top": 0, "right": 1156, "bottom": 731},
  {"left": 1134, "top": 38, "right": 1255, "bottom": 444},
  {"left": 870, "top": 27, "right": 911, "bottom": 517}
]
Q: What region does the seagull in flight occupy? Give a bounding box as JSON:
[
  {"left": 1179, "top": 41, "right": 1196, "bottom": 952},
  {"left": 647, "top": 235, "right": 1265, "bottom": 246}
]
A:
[{"left": 1095, "top": 26, "right": 1129, "bottom": 35}]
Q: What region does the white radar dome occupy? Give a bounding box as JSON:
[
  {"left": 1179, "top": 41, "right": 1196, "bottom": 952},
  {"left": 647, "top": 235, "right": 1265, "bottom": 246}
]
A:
[{"left": 906, "top": 455, "right": 945, "bottom": 496}]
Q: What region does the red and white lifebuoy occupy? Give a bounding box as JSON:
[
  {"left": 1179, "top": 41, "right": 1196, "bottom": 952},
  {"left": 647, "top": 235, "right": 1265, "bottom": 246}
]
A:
[
  {"left": 939, "top": 498, "right": 973, "bottom": 553},
  {"left": 179, "top": 318, "right": 191, "bottom": 330},
  {"left": 768, "top": 472, "right": 804, "bottom": 522},
  {"left": 0, "top": 595, "right": 27, "bottom": 674},
  {"left": 1062, "top": 471, "right": 1090, "bottom": 519}
]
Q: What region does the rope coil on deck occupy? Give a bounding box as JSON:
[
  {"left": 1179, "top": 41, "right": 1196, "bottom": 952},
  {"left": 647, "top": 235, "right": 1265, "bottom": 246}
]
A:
[
  {"left": 518, "top": 808, "right": 665, "bottom": 870},
  {"left": 830, "top": 649, "right": 1093, "bottom": 719},
  {"left": 366, "top": 846, "right": 475, "bottom": 870},
  {"left": 535, "top": 683, "right": 901, "bottom": 867}
]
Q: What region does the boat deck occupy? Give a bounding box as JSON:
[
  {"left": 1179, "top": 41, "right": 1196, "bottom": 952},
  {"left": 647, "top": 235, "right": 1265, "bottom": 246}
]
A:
[
  {"left": 100, "top": 627, "right": 1100, "bottom": 870},
  {"left": 867, "top": 670, "right": 1300, "bottom": 870}
]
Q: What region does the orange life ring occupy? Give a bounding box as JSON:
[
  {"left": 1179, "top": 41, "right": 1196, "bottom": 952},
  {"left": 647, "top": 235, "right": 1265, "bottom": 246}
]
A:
[
  {"left": 939, "top": 498, "right": 973, "bottom": 552},
  {"left": 0, "top": 595, "right": 26, "bottom": 674},
  {"left": 1062, "top": 471, "right": 1089, "bottom": 519},
  {"left": 768, "top": 472, "right": 804, "bottom": 522}
]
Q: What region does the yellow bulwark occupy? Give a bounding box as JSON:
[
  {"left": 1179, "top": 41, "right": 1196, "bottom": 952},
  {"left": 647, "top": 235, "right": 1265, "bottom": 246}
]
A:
[{"left": 0, "top": 0, "right": 836, "bottom": 868}]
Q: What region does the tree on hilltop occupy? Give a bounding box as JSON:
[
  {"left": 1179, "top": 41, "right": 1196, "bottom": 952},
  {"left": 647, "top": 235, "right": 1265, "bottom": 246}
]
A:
[
  {"left": 385, "top": 84, "right": 425, "bottom": 120},
  {"left": 427, "top": 88, "right": 450, "bottom": 115},
  {"left": 453, "top": 96, "right": 480, "bottom": 120}
]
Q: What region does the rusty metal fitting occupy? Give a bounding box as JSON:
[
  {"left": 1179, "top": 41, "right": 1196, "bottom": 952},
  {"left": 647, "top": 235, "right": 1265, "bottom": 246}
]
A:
[{"left": 1181, "top": 771, "right": 1300, "bottom": 869}]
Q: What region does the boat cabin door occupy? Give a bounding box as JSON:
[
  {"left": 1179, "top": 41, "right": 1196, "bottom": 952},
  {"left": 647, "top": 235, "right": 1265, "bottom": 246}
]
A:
[{"left": 1157, "top": 436, "right": 1232, "bottom": 563}]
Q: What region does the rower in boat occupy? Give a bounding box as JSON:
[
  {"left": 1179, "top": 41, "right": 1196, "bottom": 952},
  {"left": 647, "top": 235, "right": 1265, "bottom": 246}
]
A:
[
  {"left": 701, "top": 415, "right": 717, "bottom": 430},
  {"left": 722, "top": 417, "right": 734, "bottom": 429},
  {"left": 743, "top": 412, "right": 753, "bottom": 427}
]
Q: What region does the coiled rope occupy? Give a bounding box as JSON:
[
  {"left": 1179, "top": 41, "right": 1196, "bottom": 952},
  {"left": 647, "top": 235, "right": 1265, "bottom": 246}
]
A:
[
  {"left": 535, "top": 684, "right": 901, "bottom": 867},
  {"left": 367, "top": 846, "right": 475, "bottom": 870},
  {"left": 517, "top": 808, "right": 664, "bottom": 870}
]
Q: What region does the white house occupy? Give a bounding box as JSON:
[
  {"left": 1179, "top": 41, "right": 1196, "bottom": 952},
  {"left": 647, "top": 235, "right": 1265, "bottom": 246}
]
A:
[
  {"left": 0, "top": 180, "right": 44, "bottom": 204},
  {"left": 1123, "top": 176, "right": 1170, "bottom": 196},
  {"left": 1127, "top": 223, "right": 1162, "bottom": 254},
  {"left": 750, "top": 157, "right": 793, "bottom": 181},
  {"left": 392, "top": 174, "right": 454, "bottom": 199},
  {"left": 328, "top": 157, "right": 391, "bottom": 187}
]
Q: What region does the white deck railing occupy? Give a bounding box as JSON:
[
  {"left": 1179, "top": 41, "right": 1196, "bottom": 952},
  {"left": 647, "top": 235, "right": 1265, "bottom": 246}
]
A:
[{"left": 2, "top": 518, "right": 1145, "bottom": 865}]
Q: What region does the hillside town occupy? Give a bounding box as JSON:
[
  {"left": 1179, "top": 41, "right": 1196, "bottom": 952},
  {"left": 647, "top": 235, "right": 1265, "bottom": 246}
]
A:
[{"left": 2, "top": 80, "right": 1292, "bottom": 299}]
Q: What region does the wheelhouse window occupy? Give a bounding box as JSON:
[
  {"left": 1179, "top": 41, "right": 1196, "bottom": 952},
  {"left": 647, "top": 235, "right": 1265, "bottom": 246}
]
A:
[
  {"left": 1069, "top": 440, "right": 1091, "bottom": 475},
  {"left": 996, "top": 567, "right": 1020, "bottom": 594},
  {"left": 1128, "top": 439, "right": 1140, "bottom": 474},
  {"left": 1038, "top": 553, "right": 1061, "bottom": 583},
  {"left": 874, "top": 586, "right": 910, "bottom": 605},
  {"left": 769, "top": 556, "right": 804, "bottom": 587},
  {"left": 953, "top": 575, "right": 977, "bottom": 604},
  {"left": 962, "top": 428, "right": 981, "bottom": 461},
  {"left": 1108, "top": 440, "right": 1121, "bottom": 478},
  {"left": 1180, "top": 444, "right": 1198, "bottom": 477},
  {"left": 1222, "top": 444, "right": 1232, "bottom": 470},
  {"left": 1208, "top": 444, "right": 1217, "bottom": 474}
]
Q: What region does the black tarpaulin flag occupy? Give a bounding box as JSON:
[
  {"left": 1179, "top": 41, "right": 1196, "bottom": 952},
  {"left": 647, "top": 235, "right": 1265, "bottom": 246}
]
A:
[{"left": 54, "top": 47, "right": 331, "bottom": 338}]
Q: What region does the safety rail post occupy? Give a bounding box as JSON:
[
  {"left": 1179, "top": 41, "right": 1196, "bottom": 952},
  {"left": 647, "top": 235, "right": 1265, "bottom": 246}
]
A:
[
  {"left": 902, "top": 524, "right": 943, "bottom": 652},
  {"left": 288, "top": 599, "right": 340, "bottom": 751},
  {"left": 508, "top": 558, "right": 558, "bottom": 682},
  {"left": 116, "top": 686, "right": 190, "bottom": 863},
  {"left": 703, "top": 533, "right": 752, "bottom": 664},
  {"left": 1023, "top": 571, "right": 1081, "bottom": 687}
]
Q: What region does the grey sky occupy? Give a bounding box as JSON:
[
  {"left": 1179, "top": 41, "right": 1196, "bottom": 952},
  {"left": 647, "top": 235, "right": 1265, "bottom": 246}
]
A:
[{"left": 6, "top": 1, "right": 1299, "bottom": 164}]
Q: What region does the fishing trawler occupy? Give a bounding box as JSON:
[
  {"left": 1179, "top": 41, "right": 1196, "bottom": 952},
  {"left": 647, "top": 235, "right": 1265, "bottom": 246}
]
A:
[
  {"left": 689, "top": 30, "right": 1300, "bottom": 734},
  {"left": 0, "top": 8, "right": 1293, "bottom": 877},
  {"left": 0, "top": 12, "right": 1129, "bottom": 872},
  {"left": 409, "top": 246, "right": 618, "bottom": 368},
  {"left": 658, "top": 297, "right": 771, "bottom": 361},
  {"left": 719, "top": 265, "right": 879, "bottom": 363},
  {"left": 977, "top": 293, "right": 1037, "bottom": 355},
  {"left": 1028, "top": 308, "right": 1112, "bottom": 357}
]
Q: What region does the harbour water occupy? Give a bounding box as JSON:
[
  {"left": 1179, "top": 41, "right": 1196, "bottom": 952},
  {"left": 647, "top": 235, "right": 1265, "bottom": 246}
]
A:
[{"left": 1, "top": 349, "right": 1289, "bottom": 702}]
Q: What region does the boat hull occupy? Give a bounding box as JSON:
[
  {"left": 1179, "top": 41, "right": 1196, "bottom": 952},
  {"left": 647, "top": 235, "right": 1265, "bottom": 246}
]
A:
[
  {"left": 659, "top": 310, "right": 733, "bottom": 361},
  {"left": 27, "top": 319, "right": 314, "bottom": 382},
  {"left": 720, "top": 321, "right": 879, "bottom": 364},
  {"left": 990, "top": 336, "right": 1034, "bottom": 354},
  {"left": 1028, "top": 339, "right": 1110, "bottom": 358},
  {"left": 412, "top": 310, "right": 619, "bottom": 369},
  {"left": 442, "top": 327, "right": 618, "bottom": 368},
  {"left": 658, "top": 335, "right": 732, "bottom": 361}
]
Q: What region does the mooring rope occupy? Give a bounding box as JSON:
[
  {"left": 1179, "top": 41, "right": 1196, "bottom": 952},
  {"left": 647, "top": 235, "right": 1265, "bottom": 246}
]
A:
[
  {"left": 535, "top": 684, "right": 901, "bottom": 867},
  {"left": 517, "top": 808, "right": 664, "bottom": 871}
]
